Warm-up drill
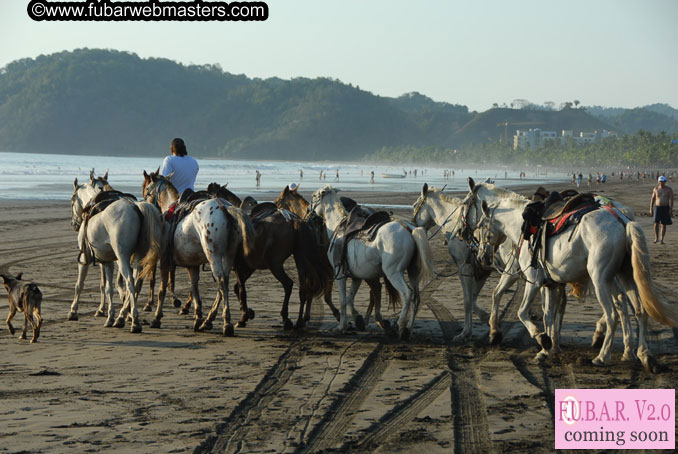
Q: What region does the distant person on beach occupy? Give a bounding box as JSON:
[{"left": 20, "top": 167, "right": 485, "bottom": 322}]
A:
[
  {"left": 651, "top": 176, "right": 673, "bottom": 244},
  {"left": 159, "top": 138, "right": 199, "bottom": 194},
  {"left": 335, "top": 169, "right": 339, "bottom": 180},
  {"left": 299, "top": 169, "right": 303, "bottom": 179},
  {"left": 370, "top": 170, "right": 374, "bottom": 184},
  {"left": 255, "top": 170, "right": 261, "bottom": 187}
]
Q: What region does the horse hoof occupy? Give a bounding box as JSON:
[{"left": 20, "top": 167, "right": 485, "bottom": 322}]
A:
[
  {"left": 67, "top": 312, "right": 78, "bottom": 321},
  {"left": 8, "top": 327, "right": 15, "bottom": 335},
  {"left": 355, "top": 315, "right": 366, "bottom": 331},
  {"left": 591, "top": 357, "right": 607, "bottom": 367},
  {"left": 537, "top": 332, "right": 552, "bottom": 350},
  {"left": 179, "top": 307, "right": 189, "bottom": 316},
  {"left": 223, "top": 323, "right": 235, "bottom": 337},
  {"left": 399, "top": 328, "right": 411, "bottom": 341},
  {"left": 19, "top": 334, "right": 27, "bottom": 340},
  {"left": 236, "top": 320, "right": 247, "bottom": 328},
  {"left": 534, "top": 351, "right": 549, "bottom": 363},
  {"left": 113, "top": 317, "right": 125, "bottom": 329},
  {"left": 130, "top": 323, "right": 142, "bottom": 334},
  {"left": 283, "top": 319, "right": 294, "bottom": 331},
  {"left": 380, "top": 319, "right": 391, "bottom": 331},
  {"left": 247, "top": 308, "right": 255, "bottom": 320},
  {"left": 94, "top": 310, "right": 105, "bottom": 318},
  {"left": 332, "top": 310, "right": 341, "bottom": 322},
  {"left": 150, "top": 318, "right": 161, "bottom": 329},
  {"left": 142, "top": 304, "right": 153, "bottom": 312},
  {"left": 452, "top": 333, "right": 469, "bottom": 343},
  {"left": 489, "top": 331, "right": 503, "bottom": 345},
  {"left": 591, "top": 335, "right": 604, "bottom": 349},
  {"left": 193, "top": 318, "right": 204, "bottom": 332},
  {"left": 200, "top": 320, "right": 213, "bottom": 331},
  {"left": 643, "top": 355, "right": 664, "bottom": 374},
  {"left": 172, "top": 298, "right": 182, "bottom": 309},
  {"left": 104, "top": 317, "right": 114, "bottom": 328}
]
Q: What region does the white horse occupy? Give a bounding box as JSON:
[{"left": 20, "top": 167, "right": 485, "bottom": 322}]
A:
[
  {"left": 69, "top": 173, "right": 163, "bottom": 333},
  {"left": 412, "top": 183, "right": 523, "bottom": 343},
  {"left": 311, "top": 185, "right": 434, "bottom": 339},
  {"left": 464, "top": 179, "right": 678, "bottom": 371},
  {"left": 152, "top": 185, "right": 256, "bottom": 336}
]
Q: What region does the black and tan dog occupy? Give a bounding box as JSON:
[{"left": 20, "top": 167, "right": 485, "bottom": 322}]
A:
[{"left": 1, "top": 273, "right": 42, "bottom": 343}]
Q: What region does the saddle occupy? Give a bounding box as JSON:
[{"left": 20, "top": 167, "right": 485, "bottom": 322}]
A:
[
  {"left": 330, "top": 207, "right": 392, "bottom": 278},
  {"left": 521, "top": 190, "right": 599, "bottom": 270},
  {"left": 82, "top": 190, "right": 138, "bottom": 220},
  {"left": 79, "top": 191, "right": 140, "bottom": 265}
]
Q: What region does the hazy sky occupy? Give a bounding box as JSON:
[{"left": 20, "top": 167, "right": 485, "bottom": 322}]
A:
[{"left": 1, "top": 0, "right": 676, "bottom": 111}]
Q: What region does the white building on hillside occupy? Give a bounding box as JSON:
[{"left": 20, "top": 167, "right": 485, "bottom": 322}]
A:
[{"left": 513, "top": 128, "right": 617, "bottom": 150}]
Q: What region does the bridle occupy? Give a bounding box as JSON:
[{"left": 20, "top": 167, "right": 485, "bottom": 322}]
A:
[{"left": 144, "top": 178, "right": 167, "bottom": 209}]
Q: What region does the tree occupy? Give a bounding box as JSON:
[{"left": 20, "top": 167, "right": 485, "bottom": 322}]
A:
[
  {"left": 574, "top": 99, "right": 580, "bottom": 108},
  {"left": 544, "top": 101, "right": 555, "bottom": 110}
]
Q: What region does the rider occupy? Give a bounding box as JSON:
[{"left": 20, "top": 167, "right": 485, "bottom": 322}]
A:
[{"left": 159, "top": 138, "right": 199, "bottom": 194}]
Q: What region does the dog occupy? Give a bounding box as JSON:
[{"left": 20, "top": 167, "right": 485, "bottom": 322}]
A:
[{"left": 1, "top": 273, "right": 42, "bottom": 343}]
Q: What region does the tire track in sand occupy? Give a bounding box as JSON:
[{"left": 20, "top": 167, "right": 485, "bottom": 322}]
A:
[
  {"left": 195, "top": 340, "right": 306, "bottom": 454},
  {"left": 297, "top": 343, "right": 389, "bottom": 453},
  {"left": 344, "top": 370, "right": 452, "bottom": 451}
]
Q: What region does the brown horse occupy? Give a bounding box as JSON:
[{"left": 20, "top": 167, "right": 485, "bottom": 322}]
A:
[
  {"left": 204, "top": 203, "right": 333, "bottom": 331},
  {"left": 274, "top": 185, "right": 399, "bottom": 333}
]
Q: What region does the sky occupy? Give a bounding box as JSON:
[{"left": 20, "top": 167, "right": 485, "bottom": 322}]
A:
[{"left": 0, "top": 0, "right": 676, "bottom": 111}]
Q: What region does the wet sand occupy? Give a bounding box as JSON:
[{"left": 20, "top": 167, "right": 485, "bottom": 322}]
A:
[{"left": 0, "top": 177, "right": 677, "bottom": 453}]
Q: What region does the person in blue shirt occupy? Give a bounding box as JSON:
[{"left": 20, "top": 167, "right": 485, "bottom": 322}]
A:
[{"left": 159, "top": 138, "right": 199, "bottom": 194}]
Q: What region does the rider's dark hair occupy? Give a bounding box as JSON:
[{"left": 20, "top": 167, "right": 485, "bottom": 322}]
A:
[{"left": 171, "top": 138, "right": 187, "bottom": 157}]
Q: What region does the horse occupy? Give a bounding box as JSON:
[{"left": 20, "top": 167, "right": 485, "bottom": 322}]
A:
[
  {"left": 69, "top": 172, "right": 163, "bottom": 333},
  {"left": 142, "top": 175, "right": 258, "bottom": 316},
  {"left": 275, "top": 185, "right": 399, "bottom": 330},
  {"left": 463, "top": 178, "right": 678, "bottom": 371},
  {"left": 142, "top": 171, "right": 256, "bottom": 335},
  {"left": 311, "top": 185, "right": 434, "bottom": 339},
  {"left": 412, "top": 183, "right": 523, "bottom": 343}
]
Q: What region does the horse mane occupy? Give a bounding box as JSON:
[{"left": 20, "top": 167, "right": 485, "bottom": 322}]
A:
[{"left": 475, "top": 183, "right": 528, "bottom": 203}]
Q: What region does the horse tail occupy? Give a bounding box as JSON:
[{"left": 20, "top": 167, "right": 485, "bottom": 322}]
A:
[
  {"left": 294, "top": 221, "right": 333, "bottom": 298},
  {"left": 409, "top": 226, "right": 434, "bottom": 287},
  {"left": 627, "top": 221, "right": 678, "bottom": 327},
  {"left": 384, "top": 276, "right": 401, "bottom": 312},
  {"left": 226, "top": 206, "right": 255, "bottom": 257},
  {"left": 134, "top": 202, "right": 163, "bottom": 281}
]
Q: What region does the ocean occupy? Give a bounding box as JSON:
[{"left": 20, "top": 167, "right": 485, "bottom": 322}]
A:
[{"left": 0, "top": 151, "right": 567, "bottom": 201}]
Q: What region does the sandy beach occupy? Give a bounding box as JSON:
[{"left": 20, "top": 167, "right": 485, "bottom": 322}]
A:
[{"left": 1, "top": 176, "right": 677, "bottom": 453}]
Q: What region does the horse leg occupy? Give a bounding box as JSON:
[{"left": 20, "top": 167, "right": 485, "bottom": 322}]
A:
[
  {"left": 115, "top": 258, "right": 142, "bottom": 333},
  {"left": 590, "top": 279, "right": 618, "bottom": 366},
  {"left": 551, "top": 286, "right": 567, "bottom": 355},
  {"left": 142, "top": 264, "right": 155, "bottom": 312},
  {"left": 270, "top": 264, "right": 295, "bottom": 331},
  {"left": 68, "top": 262, "right": 90, "bottom": 321},
  {"left": 365, "top": 278, "right": 382, "bottom": 330},
  {"left": 151, "top": 262, "right": 170, "bottom": 328},
  {"left": 234, "top": 266, "right": 254, "bottom": 328},
  {"left": 6, "top": 305, "right": 16, "bottom": 335},
  {"left": 517, "top": 282, "right": 551, "bottom": 360},
  {"left": 102, "top": 263, "right": 117, "bottom": 328},
  {"left": 187, "top": 266, "right": 203, "bottom": 332},
  {"left": 454, "top": 267, "right": 475, "bottom": 342},
  {"left": 94, "top": 265, "right": 106, "bottom": 317},
  {"left": 214, "top": 256, "right": 235, "bottom": 337},
  {"left": 385, "top": 273, "right": 412, "bottom": 340},
  {"left": 488, "top": 273, "right": 518, "bottom": 345},
  {"left": 335, "top": 277, "right": 349, "bottom": 333},
  {"left": 321, "top": 280, "right": 340, "bottom": 322},
  {"left": 169, "top": 265, "right": 183, "bottom": 309},
  {"left": 592, "top": 315, "right": 606, "bottom": 348},
  {"left": 471, "top": 275, "right": 490, "bottom": 324},
  {"left": 346, "top": 278, "right": 365, "bottom": 331}
]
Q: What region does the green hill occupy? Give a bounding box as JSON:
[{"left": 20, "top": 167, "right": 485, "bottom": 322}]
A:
[{"left": 0, "top": 49, "right": 675, "bottom": 160}]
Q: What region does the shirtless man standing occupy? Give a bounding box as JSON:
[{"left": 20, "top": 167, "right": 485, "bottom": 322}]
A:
[{"left": 650, "top": 175, "right": 673, "bottom": 244}]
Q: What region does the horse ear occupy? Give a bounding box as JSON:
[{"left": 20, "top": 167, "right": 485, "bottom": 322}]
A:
[
  {"left": 143, "top": 170, "right": 149, "bottom": 180},
  {"left": 422, "top": 183, "right": 428, "bottom": 196},
  {"left": 468, "top": 177, "right": 475, "bottom": 190},
  {"left": 90, "top": 169, "right": 95, "bottom": 183},
  {"left": 481, "top": 200, "right": 489, "bottom": 216},
  {"left": 224, "top": 183, "right": 228, "bottom": 188},
  {"left": 16, "top": 272, "right": 23, "bottom": 280},
  {"left": 103, "top": 170, "right": 109, "bottom": 181},
  {"left": 73, "top": 178, "right": 79, "bottom": 190},
  {"left": 165, "top": 172, "right": 175, "bottom": 181},
  {"left": 155, "top": 167, "right": 160, "bottom": 176}
]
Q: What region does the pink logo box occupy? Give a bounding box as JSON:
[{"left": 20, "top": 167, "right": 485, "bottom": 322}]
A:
[{"left": 555, "top": 389, "right": 675, "bottom": 450}]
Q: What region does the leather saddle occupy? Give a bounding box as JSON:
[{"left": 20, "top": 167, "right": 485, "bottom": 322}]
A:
[{"left": 83, "top": 190, "right": 138, "bottom": 219}]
